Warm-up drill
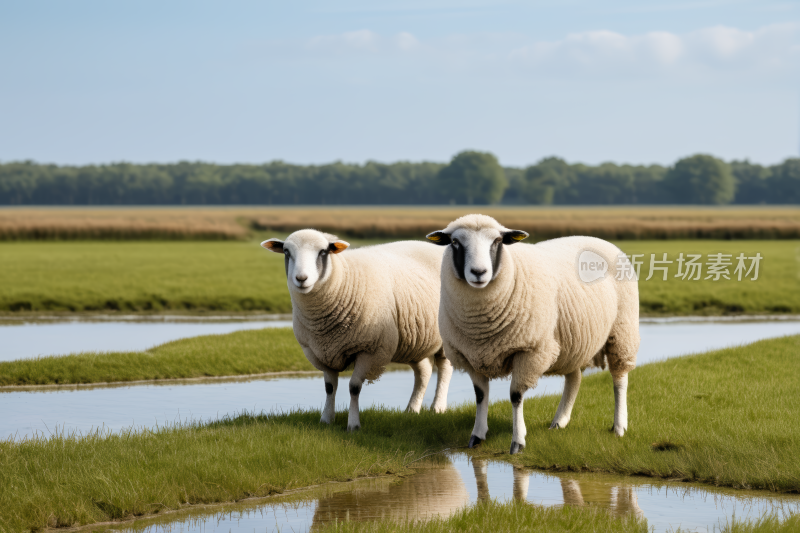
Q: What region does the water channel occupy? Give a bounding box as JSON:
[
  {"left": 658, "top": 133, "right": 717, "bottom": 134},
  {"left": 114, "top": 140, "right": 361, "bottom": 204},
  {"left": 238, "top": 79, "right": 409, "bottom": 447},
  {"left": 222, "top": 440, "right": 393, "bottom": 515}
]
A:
[
  {"left": 101, "top": 454, "right": 800, "bottom": 533},
  {"left": 2, "top": 318, "right": 799, "bottom": 441}
]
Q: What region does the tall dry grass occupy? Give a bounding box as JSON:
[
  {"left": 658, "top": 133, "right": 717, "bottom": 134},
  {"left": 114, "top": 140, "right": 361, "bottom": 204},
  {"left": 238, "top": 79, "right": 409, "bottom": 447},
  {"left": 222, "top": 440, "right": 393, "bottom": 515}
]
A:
[
  {"left": 0, "top": 208, "right": 248, "bottom": 240},
  {"left": 250, "top": 206, "right": 800, "bottom": 240},
  {"left": 2, "top": 206, "right": 799, "bottom": 240}
]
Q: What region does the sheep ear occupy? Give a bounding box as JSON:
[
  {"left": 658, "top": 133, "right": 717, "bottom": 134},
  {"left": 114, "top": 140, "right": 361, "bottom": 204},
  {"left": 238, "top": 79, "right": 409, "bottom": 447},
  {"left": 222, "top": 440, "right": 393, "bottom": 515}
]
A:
[
  {"left": 502, "top": 230, "right": 528, "bottom": 245},
  {"left": 329, "top": 240, "right": 350, "bottom": 254},
  {"left": 261, "top": 239, "right": 285, "bottom": 253},
  {"left": 426, "top": 231, "right": 452, "bottom": 245}
]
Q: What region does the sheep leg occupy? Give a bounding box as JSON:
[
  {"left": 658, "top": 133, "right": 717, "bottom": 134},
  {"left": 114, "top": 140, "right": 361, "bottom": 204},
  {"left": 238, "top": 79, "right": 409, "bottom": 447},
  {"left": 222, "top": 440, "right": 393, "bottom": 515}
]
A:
[
  {"left": 320, "top": 368, "right": 339, "bottom": 425},
  {"left": 510, "top": 347, "right": 556, "bottom": 455},
  {"left": 513, "top": 466, "right": 530, "bottom": 501},
  {"left": 467, "top": 370, "right": 490, "bottom": 447},
  {"left": 472, "top": 458, "right": 490, "bottom": 502},
  {"left": 347, "top": 356, "right": 370, "bottom": 432},
  {"left": 406, "top": 358, "right": 432, "bottom": 413},
  {"left": 509, "top": 378, "right": 530, "bottom": 455},
  {"left": 612, "top": 374, "right": 628, "bottom": 437},
  {"left": 550, "top": 369, "right": 582, "bottom": 429},
  {"left": 560, "top": 479, "right": 586, "bottom": 506},
  {"left": 431, "top": 349, "right": 453, "bottom": 413}
]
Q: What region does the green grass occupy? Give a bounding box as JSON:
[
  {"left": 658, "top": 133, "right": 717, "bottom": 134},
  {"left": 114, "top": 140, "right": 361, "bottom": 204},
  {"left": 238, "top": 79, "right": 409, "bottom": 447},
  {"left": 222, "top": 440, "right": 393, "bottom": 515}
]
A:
[
  {"left": 721, "top": 513, "right": 800, "bottom": 533},
  {"left": 0, "top": 414, "right": 410, "bottom": 532},
  {"left": 0, "top": 241, "right": 290, "bottom": 313},
  {"left": 318, "top": 505, "right": 800, "bottom": 533},
  {"left": 320, "top": 501, "right": 649, "bottom": 533},
  {"left": 618, "top": 241, "right": 800, "bottom": 315},
  {"left": 2, "top": 336, "right": 799, "bottom": 532},
  {"left": 0, "top": 327, "right": 313, "bottom": 387},
  {"left": 0, "top": 240, "right": 798, "bottom": 315}
]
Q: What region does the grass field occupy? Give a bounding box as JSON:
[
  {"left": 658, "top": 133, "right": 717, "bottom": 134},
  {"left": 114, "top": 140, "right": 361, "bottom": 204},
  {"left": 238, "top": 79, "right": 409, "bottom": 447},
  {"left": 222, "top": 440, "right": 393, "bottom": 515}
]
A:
[
  {"left": 0, "top": 327, "right": 313, "bottom": 387},
  {"left": 2, "top": 335, "right": 798, "bottom": 531},
  {"left": 319, "top": 504, "right": 800, "bottom": 533},
  {"left": 3, "top": 206, "right": 800, "bottom": 241},
  {"left": 0, "top": 239, "right": 797, "bottom": 315},
  {"left": 319, "top": 501, "right": 649, "bottom": 533}
]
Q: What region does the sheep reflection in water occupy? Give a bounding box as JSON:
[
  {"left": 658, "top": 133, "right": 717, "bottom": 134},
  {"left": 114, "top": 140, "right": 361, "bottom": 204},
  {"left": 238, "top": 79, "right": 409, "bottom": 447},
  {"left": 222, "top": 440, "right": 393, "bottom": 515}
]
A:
[
  {"left": 470, "top": 458, "right": 643, "bottom": 519},
  {"left": 310, "top": 462, "right": 470, "bottom": 529}
]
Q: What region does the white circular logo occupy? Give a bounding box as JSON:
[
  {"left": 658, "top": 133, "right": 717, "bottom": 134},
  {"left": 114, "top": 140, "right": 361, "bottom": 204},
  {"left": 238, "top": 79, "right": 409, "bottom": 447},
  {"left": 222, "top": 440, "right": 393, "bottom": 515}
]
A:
[{"left": 577, "top": 250, "right": 608, "bottom": 283}]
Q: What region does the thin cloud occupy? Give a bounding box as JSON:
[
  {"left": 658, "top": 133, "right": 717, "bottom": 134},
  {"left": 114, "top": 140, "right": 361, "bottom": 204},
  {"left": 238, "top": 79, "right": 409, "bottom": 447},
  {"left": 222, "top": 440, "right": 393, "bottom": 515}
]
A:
[
  {"left": 301, "top": 24, "right": 800, "bottom": 79},
  {"left": 307, "top": 30, "right": 420, "bottom": 53}
]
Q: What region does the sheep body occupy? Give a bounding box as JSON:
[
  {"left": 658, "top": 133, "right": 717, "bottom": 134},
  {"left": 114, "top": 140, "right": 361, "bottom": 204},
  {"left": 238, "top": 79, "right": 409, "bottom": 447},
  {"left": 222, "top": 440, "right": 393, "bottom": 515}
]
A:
[
  {"left": 292, "top": 240, "right": 445, "bottom": 379},
  {"left": 432, "top": 214, "right": 639, "bottom": 452},
  {"left": 262, "top": 230, "right": 452, "bottom": 431},
  {"left": 440, "top": 234, "right": 638, "bottom": 383}
]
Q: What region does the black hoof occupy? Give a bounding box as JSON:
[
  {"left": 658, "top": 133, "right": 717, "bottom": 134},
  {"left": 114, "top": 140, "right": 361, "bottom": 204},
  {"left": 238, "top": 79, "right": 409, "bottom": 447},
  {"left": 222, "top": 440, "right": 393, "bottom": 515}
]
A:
[
  {"left": 509, "top": 442, "right": 524, "bottom": 455},
  {"left": 468, "top": 435, "right": 483, "bottom": 448}
]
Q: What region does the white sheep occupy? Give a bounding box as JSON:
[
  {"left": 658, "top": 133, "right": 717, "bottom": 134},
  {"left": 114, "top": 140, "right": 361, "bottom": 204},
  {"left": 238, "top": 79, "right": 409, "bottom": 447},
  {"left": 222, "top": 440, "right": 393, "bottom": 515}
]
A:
[
  {"left": 427, "top": 214, "right": 639, "bottom": 454},
  {"left": 261, "top": 229, "right": 453, "bottom": 431}
]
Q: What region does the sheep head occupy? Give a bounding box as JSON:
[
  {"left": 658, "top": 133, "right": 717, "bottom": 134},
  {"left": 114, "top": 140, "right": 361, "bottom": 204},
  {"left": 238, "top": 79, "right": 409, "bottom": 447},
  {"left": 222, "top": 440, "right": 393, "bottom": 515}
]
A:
[
  {"left": 427, "top": 214, "right": 527, "bottom": 289},
  {"left": 261, "top": 230, "right": 349, "bottom": 294}
]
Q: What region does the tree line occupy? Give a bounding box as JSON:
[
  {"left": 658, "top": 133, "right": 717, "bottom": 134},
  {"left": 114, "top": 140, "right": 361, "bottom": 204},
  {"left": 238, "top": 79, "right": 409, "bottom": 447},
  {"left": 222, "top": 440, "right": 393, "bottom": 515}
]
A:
[{"left": 1, "top": 152, "right": 798, "bottom": 205}]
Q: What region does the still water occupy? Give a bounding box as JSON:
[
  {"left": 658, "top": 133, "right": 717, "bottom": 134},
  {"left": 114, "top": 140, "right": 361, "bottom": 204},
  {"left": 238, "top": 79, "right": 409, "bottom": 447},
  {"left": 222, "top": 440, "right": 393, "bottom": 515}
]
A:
[
  {"left": 0, "top": 316, "right": 292, "bottom": 362},
  {"left": 2, "top": 319, "right": 799, "bottom": 440},
  {"left": 104, "top": 454, "right": 800, "bottom": 533}
]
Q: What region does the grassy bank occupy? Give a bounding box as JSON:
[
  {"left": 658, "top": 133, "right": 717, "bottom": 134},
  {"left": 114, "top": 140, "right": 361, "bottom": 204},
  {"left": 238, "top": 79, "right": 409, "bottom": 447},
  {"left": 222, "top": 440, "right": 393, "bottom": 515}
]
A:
[
  {"left": 319, "top": 503, "right": 800, "bottom": 533},
  {"left": 3, "top": 206, "right": 800, "bottom": 241},
  {"left": 0, "top": 239, "right": 797, "bottom": 315},
  {"left": 0, "top": 328, "right": 313, "bottom": 387},
  {"left": 2, "top": 336, "right": 798, "bottom": 531},
  {"left": 321, "top": 501, "right": 649, "bottom": 533}
]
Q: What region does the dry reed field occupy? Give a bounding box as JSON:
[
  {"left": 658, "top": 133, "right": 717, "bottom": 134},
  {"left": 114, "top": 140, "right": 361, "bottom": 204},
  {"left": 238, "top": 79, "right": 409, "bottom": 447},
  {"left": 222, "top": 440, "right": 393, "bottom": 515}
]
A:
[
  {"left": 0, "top": 207, "right": 248, "bottom": 240},
  {"left": 1, "top": 206, "right": 799, "bottom": 240},
  {"left": 250, "top": 206, "right": 800, "bottom": 240}
]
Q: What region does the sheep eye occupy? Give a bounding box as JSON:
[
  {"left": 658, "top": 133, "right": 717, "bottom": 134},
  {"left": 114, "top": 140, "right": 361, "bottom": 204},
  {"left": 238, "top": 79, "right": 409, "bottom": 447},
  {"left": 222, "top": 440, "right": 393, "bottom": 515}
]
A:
[
  {"left": 452, "top": 239, "right": 460, "bottom": 247},
  {"left": 319, "top": 249, "right": 327, "bottom": 256},
  {"left": 284, "top": 250, "right": 291, "bottom": 257},
  {"left": 494, "top": 237, "right": 502, "bottom": 244}
]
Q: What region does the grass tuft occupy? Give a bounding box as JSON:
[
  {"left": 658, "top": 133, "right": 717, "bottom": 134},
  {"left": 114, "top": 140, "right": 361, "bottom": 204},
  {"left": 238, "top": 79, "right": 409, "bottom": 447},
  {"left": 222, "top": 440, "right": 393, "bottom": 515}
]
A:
[
  {"left": 0, "top": 327, "right": 312, "bottom": 387},
  {"left": 650, "top": 440, "right": 684, "bottom": 452},
  {"left": 319, "top": 500, "right": 649, "bottom": 533}
]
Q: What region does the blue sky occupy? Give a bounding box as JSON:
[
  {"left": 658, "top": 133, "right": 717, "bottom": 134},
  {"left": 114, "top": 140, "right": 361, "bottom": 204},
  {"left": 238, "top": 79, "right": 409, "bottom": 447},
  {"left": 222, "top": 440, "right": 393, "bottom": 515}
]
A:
[{"left": 1, "top": 1, "right": 798, "bottom": 167}]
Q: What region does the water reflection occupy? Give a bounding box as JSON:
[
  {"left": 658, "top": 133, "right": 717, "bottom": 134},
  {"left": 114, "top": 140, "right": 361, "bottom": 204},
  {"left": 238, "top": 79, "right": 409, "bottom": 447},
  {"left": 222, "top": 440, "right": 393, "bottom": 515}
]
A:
[
  {"left": 472, "top": 457, "right": 644, "bottom": 518},
  {"left": 106, "top": 454, "right": 800, "bottom": 533},
  {"left": 311, "top": 463, "right": 469, "bottom": 527}
]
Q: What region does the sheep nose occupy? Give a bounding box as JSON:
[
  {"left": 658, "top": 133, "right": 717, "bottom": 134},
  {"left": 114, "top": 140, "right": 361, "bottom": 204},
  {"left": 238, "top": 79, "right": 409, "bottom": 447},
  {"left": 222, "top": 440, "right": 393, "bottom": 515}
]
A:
[
  {"left": 295, "top": 274, "right": 308, "bottom": 282},
  {"left": 470, "top": 268, "right": 487, "bottom": 278}
]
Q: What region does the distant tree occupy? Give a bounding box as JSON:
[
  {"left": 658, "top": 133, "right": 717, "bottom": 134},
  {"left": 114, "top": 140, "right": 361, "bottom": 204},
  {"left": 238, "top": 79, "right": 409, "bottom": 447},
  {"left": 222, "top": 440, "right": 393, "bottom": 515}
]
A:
[
  {"left": 437, "top": 151, "right": 508, "bottom": 205},
  {"left": 662, "top": 154, "right": 735, "bottom": 204},
  {"left": 730, "top": 160, "right": 770, "bottom": 204},
  {"left": 522, "top": 157, "right": 571, "bottom": 205},
  {"left": 767, "top": 159, "right": 800, "bottom": 204}
]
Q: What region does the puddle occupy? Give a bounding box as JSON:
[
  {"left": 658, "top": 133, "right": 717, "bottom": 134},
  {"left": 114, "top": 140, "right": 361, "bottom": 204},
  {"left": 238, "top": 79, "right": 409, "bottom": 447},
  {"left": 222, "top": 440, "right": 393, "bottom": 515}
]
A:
[
  {"left": 0, "top": 367, "right": 560, "bottom": 440},
  {"left": 1, "top": 316, "right": 798, "bottom": 363},
  {"left": 2, "top": 320, "right": 799, "bottom": 440},
  {"left": 99, "top": 454, "right": 800, "bottom": 533},
  {"left": 0, "top": 318, "right": 292, "bottom": 362}
]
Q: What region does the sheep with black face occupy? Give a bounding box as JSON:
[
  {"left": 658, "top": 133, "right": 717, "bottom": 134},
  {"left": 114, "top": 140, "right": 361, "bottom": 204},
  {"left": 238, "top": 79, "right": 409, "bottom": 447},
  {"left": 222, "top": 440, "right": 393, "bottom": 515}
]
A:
[
  {"left": 261, "top": 229, "right": 453, "bottom": 431},
  {"left": 428, "top": 214, "right": 639, "bottom": 454}
]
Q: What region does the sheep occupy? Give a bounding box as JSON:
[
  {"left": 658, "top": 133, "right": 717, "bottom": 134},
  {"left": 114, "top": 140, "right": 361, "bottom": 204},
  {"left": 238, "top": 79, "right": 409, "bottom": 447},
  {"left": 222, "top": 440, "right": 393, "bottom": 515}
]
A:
[
  {"left": 261, "top": 229, "right": 453, "bottom": 431},
  {"left": 427, "top": 214, "right": 639, "bottom": 454}
]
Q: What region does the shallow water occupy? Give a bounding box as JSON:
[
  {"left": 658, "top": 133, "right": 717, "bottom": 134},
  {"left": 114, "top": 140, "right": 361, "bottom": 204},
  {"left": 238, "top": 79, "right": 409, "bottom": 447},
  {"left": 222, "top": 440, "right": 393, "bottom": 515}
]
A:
[
  {"left": 104, "top": 454, "right": 800, "bottom": 533},
  {"left": 2, "top": 320, "right": 799, "bottom": 440},
  {"left": 0, "top": 317, "right": 292, "bottom": 362}
]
